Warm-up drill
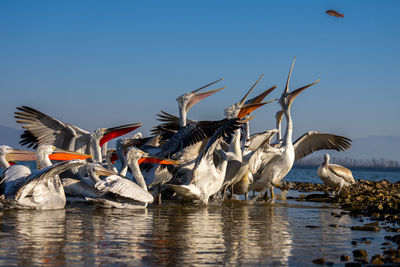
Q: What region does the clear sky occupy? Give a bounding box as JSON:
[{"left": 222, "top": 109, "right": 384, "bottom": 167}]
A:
[{"left": 1, "top": 0, "right": 399, "bottom": 141}]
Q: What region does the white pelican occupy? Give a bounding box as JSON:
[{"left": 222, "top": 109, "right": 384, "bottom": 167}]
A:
[
  {"left": 85, "top": 147, "right": 177, "bottom": 208},
  {"left": 226, "top": 129, "right": 279, "bottom": 200},
  {"left": 170, "top": 98, "right": 262, "bottom": 204},
  {"left": 170, "top": 122, "right": 241, "bottom": 204},
  {"left": 15, "top": 106, "right": 141, "bottom": 163},
  {"left": 2, "top": 160, "right": 86, "bottom": 209},
  {"left": 0, "top": 145, "right": 91, "bottom": 209},
  {"left": 221, "top": 76, "right": 277, "bottom": 197},
  {"left": 317, "top": 153, "right": 355, "bottom": 194},
  {"left": 249, "top": 57, "right": 320, "bottom": 202},
  {"left": 61, "top": 163, "right": 117, "bottom": 201},
  {"left": 177, "top": 78, "right": 225, "bottom": 127},
  {"left": 0, "top": 145, "right": 35, "bottom": 170},
  {"left": 146, "top": 78, "right": 271, "bottom": 203}
]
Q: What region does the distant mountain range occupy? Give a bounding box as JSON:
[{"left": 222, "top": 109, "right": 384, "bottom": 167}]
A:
[{"left": 0, "top": 124, "right": 399, "bottom": 162}]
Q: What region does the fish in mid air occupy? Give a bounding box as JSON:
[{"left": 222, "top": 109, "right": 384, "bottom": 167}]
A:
[{"left": 326, "top": 10, "right": 344, "bottom": 18}]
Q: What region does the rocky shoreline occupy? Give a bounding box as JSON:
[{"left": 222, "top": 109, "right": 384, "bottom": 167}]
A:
[{"left": 287, "top": 180, "right": 400, "bottom": 265}]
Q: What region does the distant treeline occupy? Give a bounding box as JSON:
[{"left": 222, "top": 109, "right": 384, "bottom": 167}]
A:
[{"left": 295, "top": 156, "right": 400, "bottom": 170}]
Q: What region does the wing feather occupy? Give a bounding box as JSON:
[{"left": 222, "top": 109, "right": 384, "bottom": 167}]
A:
[
  {"left": 15, "top": 106, "right": 90, "bottom": 150},
  {"left": 293, "top": 131, "right": 352, "bottom": 161},
  {"left": 247, "top": 129, "right": 279, "bottom": 151},
  {"left": 95, "top": 175, "right": 154, "bottom": 203}
]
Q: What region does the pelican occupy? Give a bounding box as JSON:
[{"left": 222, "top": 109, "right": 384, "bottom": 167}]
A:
[
  {"left": 0, "top": 145, "right": 91, "bottom": 209},
  {"left": 0, "top": 145, "right": 35, "bottom": 170},
  {"left": 170, "top": 119, "right": 243, "bottom": 204},
  {"left": 226, "top": 129, "right": 279, "bottom": 200},
  {"left": 170, "top": 97, "right": 263, "bottom": 204},
  {"left": 249, "top": 57, "right": 320, "bottom": 202},
  {"left": 317, "top": 154, "right": 355, "bottom": 194},
  {"left": 177, "top": 78, "right": 225, "bottom": 127},
  {"left": 1, "top": 160, "right": 86, "bottom": 209},
  {"left": 221, "top": 75, "right": 277, "bottom": 197},
  {"left": 146, "top": 77, "right": 271, "bottom": 203},
  {"left": 14, "top": 106, "right": 141, "bottom": 163},
  {"left": 61, "top": 163, "right": 117, "bottom": 201},
  {"left": 85, "top": 147, "right": 177, "bottom": 208}
]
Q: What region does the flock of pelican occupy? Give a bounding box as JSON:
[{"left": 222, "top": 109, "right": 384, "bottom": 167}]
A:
[{"left": 0, "top": 58, "right": 353, "bottom": 210}]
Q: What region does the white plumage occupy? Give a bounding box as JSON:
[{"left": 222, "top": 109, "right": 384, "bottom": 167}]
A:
[{"left": 317, "top": 154, "right": 355, "bottom": 194}]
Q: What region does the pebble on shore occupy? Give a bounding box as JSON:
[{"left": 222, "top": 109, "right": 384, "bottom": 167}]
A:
[{"left": 288, "top": 179, "right": 400, "bottom": 265}]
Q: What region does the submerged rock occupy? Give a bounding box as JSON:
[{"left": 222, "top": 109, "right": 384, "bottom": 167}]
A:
[
  {"left": 353, "top": 249, "right": 368, "bottom": 259},
  {"left": 312, "top": 258, "right": 325, "bottom": 265},
  {"left": 340, "top": 255, "right": 351, "bottom": 261},
  {"left": 350, "top": 225, "right": 381, "bottom": 231}
]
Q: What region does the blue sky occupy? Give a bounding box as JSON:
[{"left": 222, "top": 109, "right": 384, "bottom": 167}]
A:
[{"left": 1, "top": 0, "right": 399, "bottom": 141}]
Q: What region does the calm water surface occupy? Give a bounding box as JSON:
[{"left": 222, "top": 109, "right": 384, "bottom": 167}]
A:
[
  {"left": 0, "top": 199, "right": 395, "bottom": 266},
  {"left": 1, "top": 166, "right": 399, "bottom": 266}
]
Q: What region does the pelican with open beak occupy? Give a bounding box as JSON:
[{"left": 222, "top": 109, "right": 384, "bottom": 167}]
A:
[
  {"left": 0, "top": 144, "right": 95, "bottom": 209},
  {"left": 99, "top": 123, "right": 142, "bottom": 148},
  {"left": 177, "top": 78, "right": 226, "bottom": 127},
  {"left": 249, "top": 57, "right": 320, "bottom": 203}
]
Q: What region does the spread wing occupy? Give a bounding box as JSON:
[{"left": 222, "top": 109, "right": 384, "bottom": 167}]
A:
[
  {"left": 95, "top": 175, "right": 154, "bottom": 203},
  {"left": 159, "top": 118, "right": 230, "bottom": 157},
  {"left": 247, "top": 129, "right": 279, "bottom": 151},
  {"left": 193, "top": 118, "right": 242, "bottom": 170},
  {"left": 294, "top": 131, "right": 352, "bottom": 161},
  {"left": 15, "top": 106, "right": 91, "bottom": 151},
  {"left": 150, "top": 110, "right": 197, "bottom": 142},
  {"left": 15, "top": 160, "right": 85, "bottom": 200}
]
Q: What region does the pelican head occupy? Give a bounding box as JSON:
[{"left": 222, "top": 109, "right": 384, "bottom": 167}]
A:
[
  {"left": 176, "top": 78, "right": 225, "bottom": 113},
  {"left": 132, "top": 132, "right": 143, "bottom": 139},
  {"left": 0, "top": 145, "right": 37, "bottom": 162},
  {"left": 323, "top": 153, "right": 330, "bottom": 164},
  {"left": 91, "top": 123, "right": 142, "bottom": 147},
  {"left": 36, "top": 144, "right": 56, "bottom": 156},
  {"left": 279, "top": 57, "right": 320, "bottom": 110},
  {"left": 225, "top": 74, "right": 276, "bottom": 119},
  {"left": 84, "top": 163, "right": 117, "bottom": 177},
  {"left": 224, "top": 102, "right": 242, "bottom": 119},
  {"left": 127, "top": 147, "right": 178, "bottom": 165},
  {"left": 0, "top": 145, "right": 14, "bottom": 156}
]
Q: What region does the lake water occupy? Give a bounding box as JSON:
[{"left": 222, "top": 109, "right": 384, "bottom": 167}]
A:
[
  {"left": 0, "top": 166, "right": 399, "bottom": 266},
  {"left": 0, "top": 200, "right": 396, "bottom": 266},
  {"left": 287, "top": 166, "right": 400, "bottom": 184}
]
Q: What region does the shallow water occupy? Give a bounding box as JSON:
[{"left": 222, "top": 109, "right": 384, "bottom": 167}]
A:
[
  {"left": 1, "top": 164, "right": 399, "bottom": 266},
  {"left": 0, "top": 199, "right": 395, "bottom": 266}
]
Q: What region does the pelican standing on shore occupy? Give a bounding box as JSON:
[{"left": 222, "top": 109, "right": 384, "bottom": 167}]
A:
[{"left": 317, "top": 153, "right": 355, "bottom": 194}]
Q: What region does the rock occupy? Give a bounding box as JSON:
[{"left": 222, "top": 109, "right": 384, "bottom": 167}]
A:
[
  {"left": 364, "top": 222, "right": 379, "bottom": 227},
  {"left": 371, "top": 254, "right": 384, "bottom": 265},
  {"left": 385, "top": 234, "right": 400, "bottom": 245},
  {"left": 305, "top": 225, "right": 319, "bottom": 228},
  {"left": 312, "top": 258, "right": 325, "bottom": 265},
  {"left": 340, "top": 255, "right": 351, "bottom": 261},
  {"left": 329, "top": 224, "right": 339, "bottom": 228},
  {"left": 353, "top": 249, "right": 368, "bottom": 259},
  {"left": 351, "top": 240, "right": 358, "bottom": 246},
  {"left": 351, "top": 226, "right": 381, "bottom": 231},
  {"left": 383, "top": 248, "right": 400, "bottom": 257}
]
